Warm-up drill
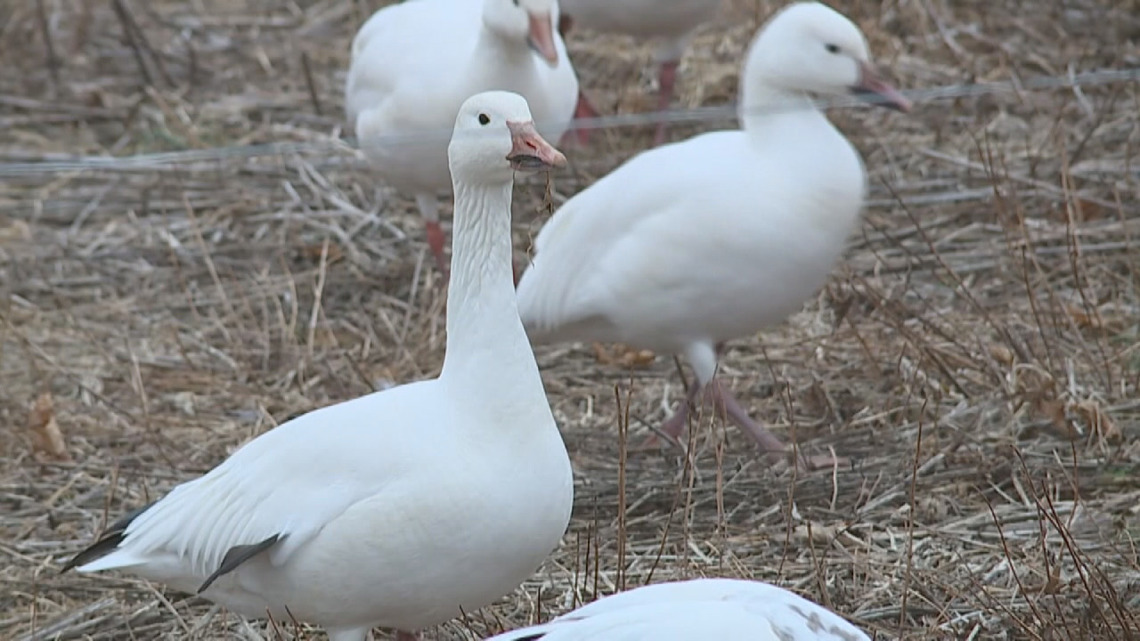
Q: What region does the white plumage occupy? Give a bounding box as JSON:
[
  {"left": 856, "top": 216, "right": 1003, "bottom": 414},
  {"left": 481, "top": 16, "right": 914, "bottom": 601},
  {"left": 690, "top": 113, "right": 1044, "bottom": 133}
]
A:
[
  {"left": 516, "top": 2, "right": 910, "bottom": 454},
  {"left": 484, "top": 578, "right": 871, "bottom": 640},
  {"left": 66, "top": 92, "right": 574, "bottom": 641},
  {"left": 345, "top": 0, "right": 579, "bottom": 274}
]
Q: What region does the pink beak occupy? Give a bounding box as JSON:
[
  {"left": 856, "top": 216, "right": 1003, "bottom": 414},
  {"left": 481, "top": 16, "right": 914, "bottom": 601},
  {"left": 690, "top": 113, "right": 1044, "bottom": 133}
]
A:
[
  {"left": 527, "top": 12, "right": 559, "bottom": 67},
  {"left": 852, "top": 61, "right": 911, "bottom": 112},
  {"left": 506, "top": 120, "right": 566, "bottom": 171}
]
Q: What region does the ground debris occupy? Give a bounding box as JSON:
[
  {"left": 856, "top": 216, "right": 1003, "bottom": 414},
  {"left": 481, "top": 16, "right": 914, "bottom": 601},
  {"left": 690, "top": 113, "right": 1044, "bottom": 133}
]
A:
[{"left": 26, "top": 392, "right": 73, "bottom": 463}]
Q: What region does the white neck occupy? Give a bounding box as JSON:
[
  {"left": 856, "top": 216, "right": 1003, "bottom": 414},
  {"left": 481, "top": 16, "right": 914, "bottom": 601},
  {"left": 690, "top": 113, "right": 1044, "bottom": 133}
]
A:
[
  {"left": 465, "top": 25, "right": 534, "bottom": 83},
  {"left": 739, "top": 79, "right": 833, "bottom": 139},
  {"left": 441, "top": 178, "right": 546, "bottom": 404}
]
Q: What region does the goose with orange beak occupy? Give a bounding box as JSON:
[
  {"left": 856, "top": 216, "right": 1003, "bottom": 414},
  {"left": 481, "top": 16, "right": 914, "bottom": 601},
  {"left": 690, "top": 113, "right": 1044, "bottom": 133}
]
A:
[
  {"left": 516, "top": 2, "right": 911, "bottom": 465},
  {"left": 346, "top": 0, "right": 578, "bottom": 280}
]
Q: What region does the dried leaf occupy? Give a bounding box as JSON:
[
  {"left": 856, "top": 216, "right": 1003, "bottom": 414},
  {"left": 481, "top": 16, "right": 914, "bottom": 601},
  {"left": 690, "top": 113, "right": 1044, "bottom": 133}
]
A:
[
  {"left": 1073, "top": 198, "right": 1106, "bottom": 221},
  {"left": 1036, "top": 398, "right": 1075, "bottom": 440},
  {"left": 0, "top": 219, "right": 31, "bottom": 243},
  {"left": 591, "top": 343, "right": 656, "bottom": 369},
  {"left": 1073, "top": 400, "right": 1123, "bottom": 445},
  {"left": 1066, "top": 304, "right": 1102, "bottom": 330},
  {"left": 791, "top": 521, "right": 839, "bottom": 544},
  {"left": 989, "top": 344, "right": 1014, "bottom": 366},
  {"left": 294, "top": 241, "right": 344, "bottom": 264},
  {"left": 27, "top": 393, "right": 73, "bottom": 463}
]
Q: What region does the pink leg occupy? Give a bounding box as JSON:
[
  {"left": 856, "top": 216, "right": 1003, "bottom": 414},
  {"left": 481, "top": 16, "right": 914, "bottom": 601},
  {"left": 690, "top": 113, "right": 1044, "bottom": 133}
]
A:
[
  {"left": 646, "top": 378, "right": 786, "bottom": 456},
  {"left": 424, "top": 219, "right": 449, "bottom": 278},
  {"left": 652, "top": 60, "right": 679, "bottom": 147},
  {"left": 656, "top": 379, "right": 703, "bottom": 442},
  {"left": 556, "top": 13, "right": 596, "bottom": 147},
  {"left": 703, "top": 380, "right": 785, "bottom": 454},
  {"left": 395, "top": 631, "right": 419, "bottom": 641},
  {"left": 561, "top": 90, "right": 599, "bottom": 147}
]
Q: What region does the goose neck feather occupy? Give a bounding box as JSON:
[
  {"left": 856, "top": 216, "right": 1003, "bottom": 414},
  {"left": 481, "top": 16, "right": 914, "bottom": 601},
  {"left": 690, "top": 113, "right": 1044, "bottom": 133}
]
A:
[
  {"left": 468, "top": 27, "right": 538, "bottom": 80},
  {"left": 739, "top": 83, "right": 832, "bottom": 142},
  {"left": 442, "top": 179, "right": 543, "bottom": 399}
]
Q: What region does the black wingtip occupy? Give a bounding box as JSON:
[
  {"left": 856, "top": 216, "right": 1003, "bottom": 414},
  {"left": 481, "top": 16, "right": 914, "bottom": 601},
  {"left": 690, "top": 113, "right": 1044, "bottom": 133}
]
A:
[
  {"left": 61, "top": 502, "right": 155, "bottom": 574},
  {"left": 197, "top": 533, "right": 282, "bottom": 594}
]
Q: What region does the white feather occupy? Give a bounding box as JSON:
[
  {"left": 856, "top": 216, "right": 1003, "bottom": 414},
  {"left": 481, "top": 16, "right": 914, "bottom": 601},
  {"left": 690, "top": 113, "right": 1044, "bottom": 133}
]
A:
[{"left": 484, "top": 578, "right": 871, "bottom": 640}]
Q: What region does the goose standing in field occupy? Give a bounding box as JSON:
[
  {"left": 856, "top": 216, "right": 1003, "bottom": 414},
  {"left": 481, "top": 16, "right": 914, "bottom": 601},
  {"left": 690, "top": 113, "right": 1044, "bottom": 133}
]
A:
[
  {"left": 63, "top": 92, "right": 573, "bottom": 641},
  {"left": 345, "top": 0, "right": 579, "bottom": 277},
  {"left": 558, "top": 0, "right": 724, "bottom": 146},
  {"left": 484, "top": 578, "right": 871, "bottom": 640},
  {"left": 516, "top": 2, "right": 910, "bottom": 458}
]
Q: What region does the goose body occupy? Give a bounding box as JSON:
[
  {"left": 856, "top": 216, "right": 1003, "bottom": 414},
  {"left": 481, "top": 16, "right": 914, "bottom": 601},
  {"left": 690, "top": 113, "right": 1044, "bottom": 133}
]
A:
[
  {"left": 346, "top": 0, "right": 579, "bottom": 274},
  {"left": 517, "top": 2, "right": 910, "bottom": 455},
  {"left": 485, "top": 578, "right": 871, "bottom": 640},
  {"left": 66, "top": 92, "right": 573, "bottom": 641},
  {"left": 558, "top": 0, "right": 723, "bottom": 146}
]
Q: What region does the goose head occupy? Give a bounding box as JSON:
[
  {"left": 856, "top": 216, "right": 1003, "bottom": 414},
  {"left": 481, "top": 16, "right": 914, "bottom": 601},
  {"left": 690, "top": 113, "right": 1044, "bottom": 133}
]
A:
[
  {"left": 483, "top": 0, "right": 562, "bottom": 66},
  {"left": 448, "top": 91, "right": 567, "bottom": 185},
  {"left": 744, "top": 2, "right": 911, "bottom": 112}
]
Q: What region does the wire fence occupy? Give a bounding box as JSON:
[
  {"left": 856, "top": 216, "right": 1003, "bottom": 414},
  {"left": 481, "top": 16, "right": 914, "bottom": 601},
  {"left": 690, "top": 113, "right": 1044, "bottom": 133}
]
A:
[{"left": 1, "top": 67, "right": 1137, "bottom": 178}]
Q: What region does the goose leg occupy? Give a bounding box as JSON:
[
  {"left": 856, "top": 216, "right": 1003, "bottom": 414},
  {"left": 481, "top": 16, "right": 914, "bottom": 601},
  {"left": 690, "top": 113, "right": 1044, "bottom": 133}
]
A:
[
  {"left": 424, "top": 220, "right": 449, "bottom": 275},
  {"left": 395, "top": 631, "right": 420, "bottom": 641},
  {"left": 562, "top": 91, "right": 599, "bottom": 147},
  {"left": 557, "top": 14, "right": 598, "bottom": 147},
  {"left": 645, "top": 378, "right": 703, "bottom": 446},
  {"left": 648, "top": 378, "right": 786, "bottom": 456},
  {"left": 652, "top": 59, "right": 679, "bottom": 147},
  {"left": 702, "top": 379, "right": 785, "bottom": 454},
  {"left": 415, "top": 193, "right": 449, "bottom": 278},
  {"left": 675, "top": 381, "right": 848, "bottom": 469}
]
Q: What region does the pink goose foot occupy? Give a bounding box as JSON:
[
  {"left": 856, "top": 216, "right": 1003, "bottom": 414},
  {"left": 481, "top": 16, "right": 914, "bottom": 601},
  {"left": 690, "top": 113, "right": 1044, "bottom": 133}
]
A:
[
  {"left": 644, "top": 378, "right": 785, "bottom": 454},
  {"left": 645, "top": 379, "right": 847, "bottom": 470}
]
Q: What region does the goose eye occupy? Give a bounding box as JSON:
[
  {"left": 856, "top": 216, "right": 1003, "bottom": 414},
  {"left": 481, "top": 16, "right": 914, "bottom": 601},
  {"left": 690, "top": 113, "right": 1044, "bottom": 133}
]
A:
[
  {"left": 478, "top": 113, "right": 490, "bottom": 125},
  {"left": 825, "top": 43, "right": 840, "bottom": 54}
]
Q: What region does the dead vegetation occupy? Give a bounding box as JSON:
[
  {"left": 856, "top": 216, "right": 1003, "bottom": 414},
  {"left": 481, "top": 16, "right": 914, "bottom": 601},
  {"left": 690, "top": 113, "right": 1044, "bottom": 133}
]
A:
[{"left": 2, "top": 0, "right": 1140, "bottom": 639}]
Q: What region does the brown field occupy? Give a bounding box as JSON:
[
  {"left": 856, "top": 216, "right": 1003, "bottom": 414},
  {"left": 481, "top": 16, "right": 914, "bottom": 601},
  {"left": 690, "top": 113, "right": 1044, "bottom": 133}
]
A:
[{"left": 3, "top": 0, "right": 1140, "bottom": 639}]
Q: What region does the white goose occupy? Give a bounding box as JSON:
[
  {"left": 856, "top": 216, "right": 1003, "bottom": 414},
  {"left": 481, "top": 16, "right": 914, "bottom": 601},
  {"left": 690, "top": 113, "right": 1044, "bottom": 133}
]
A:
[
  {"left": 558, "top": 0, "right": 724, "bottom": 146},
  {"left": 63, "top": 92, "right": 573, "bottom": 641},
  {"left": 345, "top": 0, "right": 579, "bottom": 276},
  {"left": 484, "top": 578, "right": 871, "bottom": 640},
  {"left": 516, "top": 2, "right": 910, "bottom": 457}
]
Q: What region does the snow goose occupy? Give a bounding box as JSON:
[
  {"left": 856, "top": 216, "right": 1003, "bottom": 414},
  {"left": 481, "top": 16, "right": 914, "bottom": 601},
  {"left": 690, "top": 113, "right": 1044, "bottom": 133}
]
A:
[
  {"left": 484, "top": 578, "right": 871, "bottom": 640},
  {"left": 345, "top": 0, "right": 578, "bottom": 276},
  {"left": 516, "top": 2, "right": 910, "bottom": 458},
  {"left": 63, "top": 92, "right": 573, "bottom": 641},
  {"left": 558, "top": 0, "right": 724, "bottom": 146}
]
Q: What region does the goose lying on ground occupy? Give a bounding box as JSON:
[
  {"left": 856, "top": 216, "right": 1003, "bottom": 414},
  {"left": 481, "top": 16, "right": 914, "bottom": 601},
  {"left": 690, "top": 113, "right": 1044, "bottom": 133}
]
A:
[
  {"left": 558, "top": 0, "right": 724, "bottom": 146},
  {"left": 484, "top": 578, "right": 871, "bottom": 640},
  {"left": 63, "top": 92, "right": 573, "bottom": 641},
  {"left": 346, "top": 0, "right": 578, "bottom": 276},
  {"left": 516, "top": 2, "right": 910, "bottom": 459}
]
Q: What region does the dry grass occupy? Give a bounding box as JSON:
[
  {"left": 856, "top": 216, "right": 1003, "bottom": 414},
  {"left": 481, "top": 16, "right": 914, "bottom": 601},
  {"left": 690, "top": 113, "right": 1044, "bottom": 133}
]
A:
[{"left": 3, "top": 0, "right": 1140, "bottom": 639}]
